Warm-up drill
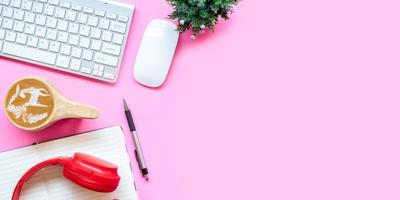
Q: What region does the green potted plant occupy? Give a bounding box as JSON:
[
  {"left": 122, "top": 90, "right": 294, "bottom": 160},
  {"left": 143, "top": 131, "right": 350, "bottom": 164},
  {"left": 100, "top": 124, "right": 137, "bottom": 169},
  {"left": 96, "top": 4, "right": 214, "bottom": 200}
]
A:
[{"left": 166, "top": 0, "right": 240, "bottom": 39}]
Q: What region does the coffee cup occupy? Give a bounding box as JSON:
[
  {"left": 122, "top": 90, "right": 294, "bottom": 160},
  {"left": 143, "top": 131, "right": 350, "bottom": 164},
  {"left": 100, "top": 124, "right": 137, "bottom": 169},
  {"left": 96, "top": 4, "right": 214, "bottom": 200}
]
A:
[{"left": 4, "top": 76, "right": 99, "bottom": 131}]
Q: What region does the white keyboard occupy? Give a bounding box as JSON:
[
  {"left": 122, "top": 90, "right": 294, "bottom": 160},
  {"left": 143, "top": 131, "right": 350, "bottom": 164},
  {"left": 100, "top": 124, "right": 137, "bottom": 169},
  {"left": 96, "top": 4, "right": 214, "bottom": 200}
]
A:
[{"left": 0, "top": 0, "right": 134, "bottom": 83}]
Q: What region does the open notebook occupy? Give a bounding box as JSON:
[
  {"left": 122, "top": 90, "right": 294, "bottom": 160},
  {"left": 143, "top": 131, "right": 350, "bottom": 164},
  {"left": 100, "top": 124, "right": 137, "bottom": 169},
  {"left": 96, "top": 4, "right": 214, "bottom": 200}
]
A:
[{"left": 0, "top": 126, "right": 139, "bottom": 200}]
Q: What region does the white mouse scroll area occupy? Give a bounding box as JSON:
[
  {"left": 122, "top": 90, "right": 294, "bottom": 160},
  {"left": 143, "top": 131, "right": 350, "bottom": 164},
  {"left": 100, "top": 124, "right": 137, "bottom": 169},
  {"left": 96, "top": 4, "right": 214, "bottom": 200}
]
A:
[{"left": 134, "top": 19, "right": 179, "bottom": 87}]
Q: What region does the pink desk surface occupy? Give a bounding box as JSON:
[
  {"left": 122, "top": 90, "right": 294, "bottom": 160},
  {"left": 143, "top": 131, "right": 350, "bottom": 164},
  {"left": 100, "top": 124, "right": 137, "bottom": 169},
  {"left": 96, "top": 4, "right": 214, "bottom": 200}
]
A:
[{"left": 1, "top": 0, "right": 400, "bottom": 199}]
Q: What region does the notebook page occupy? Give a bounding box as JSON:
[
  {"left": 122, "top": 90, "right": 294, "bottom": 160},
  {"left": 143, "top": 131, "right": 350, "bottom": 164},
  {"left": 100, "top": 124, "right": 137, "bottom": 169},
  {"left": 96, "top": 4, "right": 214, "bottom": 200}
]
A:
[
  {"left": 0, "top": 145, "right": 49, "bottom": 200},
  {"left": 36, "top": 126, "right": 139, "bottom": 200}
]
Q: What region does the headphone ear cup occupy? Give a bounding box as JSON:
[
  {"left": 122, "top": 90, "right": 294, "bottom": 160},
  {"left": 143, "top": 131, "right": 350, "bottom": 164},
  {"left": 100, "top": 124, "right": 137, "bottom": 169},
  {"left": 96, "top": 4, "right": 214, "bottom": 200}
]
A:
[{"left": 63, "top": 153, "right": 120, "bottom": 192}]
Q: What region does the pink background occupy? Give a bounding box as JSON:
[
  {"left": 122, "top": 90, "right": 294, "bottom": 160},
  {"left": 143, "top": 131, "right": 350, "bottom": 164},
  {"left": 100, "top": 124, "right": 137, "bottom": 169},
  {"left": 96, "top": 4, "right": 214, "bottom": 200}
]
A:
[{"left": 1, "top": 0, "right": 400, "bottom": 199}]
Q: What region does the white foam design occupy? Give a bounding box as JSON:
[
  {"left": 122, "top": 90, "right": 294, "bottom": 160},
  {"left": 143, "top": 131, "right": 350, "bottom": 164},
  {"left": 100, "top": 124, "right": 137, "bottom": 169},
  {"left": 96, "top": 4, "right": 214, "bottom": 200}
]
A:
[{"left": 6, "top": 84, "right": 50, "bottom": 124}]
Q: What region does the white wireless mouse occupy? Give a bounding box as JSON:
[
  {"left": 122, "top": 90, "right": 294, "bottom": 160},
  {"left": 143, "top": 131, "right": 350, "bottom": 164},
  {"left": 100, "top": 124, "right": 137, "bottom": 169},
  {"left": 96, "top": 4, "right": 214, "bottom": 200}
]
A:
[{"left": 134, "top": 19, "right": 179, "bottom": 87}]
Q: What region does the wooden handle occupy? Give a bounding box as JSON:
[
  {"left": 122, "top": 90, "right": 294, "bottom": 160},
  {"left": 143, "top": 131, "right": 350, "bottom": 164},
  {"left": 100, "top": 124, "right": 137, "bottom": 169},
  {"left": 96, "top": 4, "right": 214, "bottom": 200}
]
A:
[{"left": 54, "top": 99, "right": 99, "bottom": 120}]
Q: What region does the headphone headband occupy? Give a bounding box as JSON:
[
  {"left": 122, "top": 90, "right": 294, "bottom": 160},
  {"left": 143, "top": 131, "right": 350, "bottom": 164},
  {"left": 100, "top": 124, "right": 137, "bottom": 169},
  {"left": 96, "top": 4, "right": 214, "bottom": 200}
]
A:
[
  {"left": 12, "top": 157, "right": 68, "bottom": 200},
  {"left": 12, "top": 153, "right": 120, "bottom": 200}
]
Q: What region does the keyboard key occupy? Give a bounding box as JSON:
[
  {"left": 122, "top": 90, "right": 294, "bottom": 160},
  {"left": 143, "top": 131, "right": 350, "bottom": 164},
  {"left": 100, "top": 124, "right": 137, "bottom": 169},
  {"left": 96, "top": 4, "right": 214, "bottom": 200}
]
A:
[
  {"left": 79, "top": 37, "right": 89, "bottom": 48},
  {"left": 102, "top": 30, "right": 112, "bottom": 41},
  {"left": 57, "top": 31, "right": 68, "bottom": 42},
  {"left": 57, "top": 20, "right": 68, "bottom": 31},
  {"left": 80, "top": 60, "right": 92, "bottom": 69},
  {"left": 82, "top": 49, "right": 93, "bottom": 60},
  {"left": 77, "top": 13, "right": 87, "bottom": 23},
  {"left": 70, "top": 58, "right": 81, "bottom": 71},
  {"left": 110, "top": 21, "right": 126, "bottom": 33},
  {"left": 60, "top": 44, "right": 71, "bottom": 55},
  {"left": 24, "top": 24, "right": 35, "bottom": 34},
  {"left": 65, "top": 10, "right": 76, "bottom": 21},
  {"left": 81, "top": 66, "right": 91, "bottom": 73},
  {"left": 90, "top": 40, "right": 101, "bottom": 50},
  {"left": 35, "top": 15, "right": 46, "bottom": 25},
  {"left": 46, "top": 28, "right": 57, "bottom": 40},
  {"left": 13, "top": 21, "right": 24, "bottom": 32},
  {"left": 21, "top": 0, "right": 32, "bottom": 10},
  {"left": 71, "top": 47, "right": 81, "bottom": 58},
  {"left": 79, "top": 25, "right": 89, "bottom": 36},
  {"left": 46, "top": 17, "right": 57, "bottom": 28},
  {"left": 71, "top": 4, "right": 81, "bottom": 11},
  {"left": 10, "top": 0, "right": 20, "bottom": 8},
  {"left": 102, "top": 43, "right": 120, "bottom": 56},
  {"left": 56, "top": 55, "right": 69, "bottom": 68},
  {"left": 24, "top": 12, "right": 35, "bottom": 23},
  {"left": 93, "top": 64, "right": 104, "bottom": 71},
  {"left": 90, "top": 28, "right": 101, "bottom": 39},
  {"left": 32, "top": 2, "right": 43, "bottom": 13},
  {"left": 60, "top": 1, "right": 70, "bottom": 8},
  {"left": 0, "top": 30, "right": 5, "bottom": 39},
  {"left": 94, "top": 52, "right": 118, "bottom": 66},
  {"left": 3, "top": 7, "right": 13, "bottom": 17},
  {"left": 68, "top": 34, "right": 79, "bottom": 45},
  {"left": 5, "top": 31, "right": 16, "bottom": 41},
  {"left": 3, "top": 41, "right": 56, "bottom": 64},
  {"left": 27, "top": 36, "right": 38, "bottom": 47},
  {"left": 48, "top": 0, "right": 58, "bottom": 5},
  {"left": 2, "top": 18, "right": 13, "bottom": 29},
  {"left": 112, "top": 33, "right": 123, "bottom": 44},
  {"left": 35, "top": 26, "right": 46, "bottom": 37},
  {"left": 103, "top": 72, "right": 114, "bottom": 80},
  {"left": 43, "top": 4, "right": 54, "bottom": 15},
  {"left": 13, "top": 9, "right": 24, "bottom": 20},
  {"left": 92, "top": 69, "right": 102, "bottom": 76},
  {"left": 38, "top": 38, "right": 49, "bottom": 49},
  {"left": 54, "top": 7, "right": 65, "bottom": 18},
  {"left": 16, "top": 33, "right": 27, "bottom": 44},
  {"left": 98, "top": 18, "right": 109, "bottom": 29},
  {"left": 82, "top": 6, "right": 92, "bottom": 14},
  {"left": 68, "top": 23, "right": 79, "bottom": 33},
  {"left": 49, "top": 41, "right": 60, "bottom": 52},
  {"left": 1, "top": 0, "right": 10, "bottom": 5},
  {"left": 118, "top": 15, "right": 128, "bottom": 22},
  {"left": 106, "top": 12, "right": 116, "bottom": 19},
  {"left": 87, "top": 16, "right": 98, "bottom": 26},
  {"left": 94, "top": 10, "right": 104, "bottom": 17}
]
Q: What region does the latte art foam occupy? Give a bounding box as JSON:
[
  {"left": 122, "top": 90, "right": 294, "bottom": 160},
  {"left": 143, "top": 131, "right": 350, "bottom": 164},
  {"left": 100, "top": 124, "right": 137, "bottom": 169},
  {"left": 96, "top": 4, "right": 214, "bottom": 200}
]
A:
[{"left": 5, "top": 79, "right": 54, "bottom": 128}]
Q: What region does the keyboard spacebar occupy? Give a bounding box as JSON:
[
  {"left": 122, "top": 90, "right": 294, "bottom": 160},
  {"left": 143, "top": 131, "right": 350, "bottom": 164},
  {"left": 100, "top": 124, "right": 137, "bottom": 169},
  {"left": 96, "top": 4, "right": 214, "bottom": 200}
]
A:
[{"left": 2, "top": 42, "right": 56, "bottom": 65}]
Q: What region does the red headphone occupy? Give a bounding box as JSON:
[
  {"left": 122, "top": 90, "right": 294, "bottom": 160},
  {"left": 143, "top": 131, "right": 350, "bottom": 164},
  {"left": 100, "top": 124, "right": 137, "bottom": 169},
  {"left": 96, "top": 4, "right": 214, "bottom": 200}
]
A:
[{"left": 12, "top": 153, "right": 121, "bottom": 200}]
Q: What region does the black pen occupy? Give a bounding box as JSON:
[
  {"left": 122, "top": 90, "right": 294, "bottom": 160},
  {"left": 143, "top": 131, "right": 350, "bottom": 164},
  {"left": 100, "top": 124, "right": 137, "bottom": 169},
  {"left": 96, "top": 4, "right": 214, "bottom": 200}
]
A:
[{"left": 123, "top": 98, "right": 149, "bottom": 180}]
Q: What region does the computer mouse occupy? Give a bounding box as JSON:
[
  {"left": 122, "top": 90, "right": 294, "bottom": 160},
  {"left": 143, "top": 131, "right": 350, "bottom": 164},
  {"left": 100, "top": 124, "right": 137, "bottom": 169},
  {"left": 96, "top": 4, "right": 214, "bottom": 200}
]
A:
[{"left": 134, "top": 19, "right": 179, "bottom": 87}]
